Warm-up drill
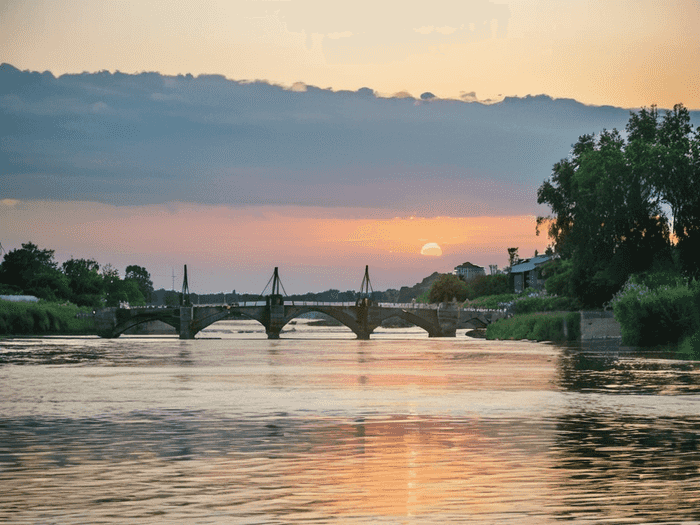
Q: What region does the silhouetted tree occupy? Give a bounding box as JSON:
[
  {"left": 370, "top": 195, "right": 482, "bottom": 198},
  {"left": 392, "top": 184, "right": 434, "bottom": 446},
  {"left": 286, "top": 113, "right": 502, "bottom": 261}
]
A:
[
  {"left": 125, "top": 265, "right": 154, "bottom": 303},
  {"left": 535, "top": 105, "right": 700, "bottom": 306},
  {"left": 428, "top": 274, "right": 468, "bottom": 303}
]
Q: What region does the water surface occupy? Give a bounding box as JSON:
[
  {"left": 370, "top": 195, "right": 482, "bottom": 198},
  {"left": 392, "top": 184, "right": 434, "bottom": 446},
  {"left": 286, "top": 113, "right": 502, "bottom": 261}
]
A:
[{"left": 2, "top": 320, "right": 699, "bottom": 523}]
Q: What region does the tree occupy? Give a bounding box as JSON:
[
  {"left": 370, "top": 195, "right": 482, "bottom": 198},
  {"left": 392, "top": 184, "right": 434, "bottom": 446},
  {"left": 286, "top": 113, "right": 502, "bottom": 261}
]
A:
[
  {"left": 535, "top": 106, "right": 695, "bottom": 306},
  {"left": 428, "top": 274, "right": 468, "bottom": 304},
  {"left": 0, "top": 242, "right": 68, "bottom": 300},
  {"left": 62, "top": 258, "right": 103, "bottom": 307},
  {"left": 507, "top": 248, "right": 519, "bottom": 269},
  {"left": 463, "top": 274, "right": 509, "bottom": 300},
  {"left": 125, "top": 265, "right": 154, "bottom": 303}
]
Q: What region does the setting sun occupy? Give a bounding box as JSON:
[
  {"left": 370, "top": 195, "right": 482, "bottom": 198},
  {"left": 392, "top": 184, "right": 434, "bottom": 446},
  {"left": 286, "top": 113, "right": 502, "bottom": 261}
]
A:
[{"left": 420, "top": 243, "right": 443, "bottom": 256}]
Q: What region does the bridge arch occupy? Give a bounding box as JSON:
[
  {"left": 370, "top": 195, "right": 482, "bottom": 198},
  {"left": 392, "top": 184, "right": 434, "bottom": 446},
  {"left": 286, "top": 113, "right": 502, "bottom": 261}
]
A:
[
  {"left": 371, "top": 308, "right": 441, "bottom": 337},
  {"left": 106, "top": 312, "right": 180, "bottom": 338},
  {"left": 280, "top": 306, "right": 364, "bottom": 338},
  {"left": 189, "top": 306, "right": 268, "bottom": 337}
]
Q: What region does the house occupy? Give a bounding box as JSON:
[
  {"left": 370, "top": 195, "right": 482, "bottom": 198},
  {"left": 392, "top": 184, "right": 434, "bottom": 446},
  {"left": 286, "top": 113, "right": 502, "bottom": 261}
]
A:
[
  {"left": 453, "top": 261, "right": 485, "bottom": 281},
  {"left": 510, "top": 255, "right": 551, "bottom": 293}
]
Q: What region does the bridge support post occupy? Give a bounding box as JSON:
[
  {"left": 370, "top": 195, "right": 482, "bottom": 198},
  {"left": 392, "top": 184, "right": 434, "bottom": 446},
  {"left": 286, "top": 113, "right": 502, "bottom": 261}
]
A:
[
  {"left": 266, "top": 304, "right": 285, "bottom": 339},
  {"left": 95, "top": 307, "right": 119, "bottom": 338},
  {"left": 179, "top": 306, "right": 196, "bottom": 339},
  {"left": 435, "top": 303, "right": 458, "bottom": 337}
]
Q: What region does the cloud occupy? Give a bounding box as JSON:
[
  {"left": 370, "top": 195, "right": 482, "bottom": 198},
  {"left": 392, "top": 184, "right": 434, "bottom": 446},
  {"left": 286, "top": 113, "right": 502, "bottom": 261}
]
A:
[{"left": 5, "top": 64, "right": 694, "bottom": 216}]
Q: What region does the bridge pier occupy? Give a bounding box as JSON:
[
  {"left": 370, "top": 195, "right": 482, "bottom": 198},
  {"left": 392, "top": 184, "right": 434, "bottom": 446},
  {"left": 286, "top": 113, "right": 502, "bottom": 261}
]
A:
[
  {"left": 179, "top": 306, "right": 196, "bottom": 339},
  {"left": 435, "top": 303, "right": 459, "bottom": 337},
  {"left": 95, "top": 307, "right": 119, "bottom": 338},
  {"left": 264, "top": 300, "right": 285, "bottom": 339}
]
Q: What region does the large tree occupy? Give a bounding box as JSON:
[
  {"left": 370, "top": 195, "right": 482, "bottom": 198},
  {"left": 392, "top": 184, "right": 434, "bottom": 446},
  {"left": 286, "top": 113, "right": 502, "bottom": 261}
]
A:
[
  {"left": 536, "top": 111, "right": 684, "bottom": 306},
  {"left": 428, "top": 274, "right": 468, "bottom": 304},
  {"left": 62, "top": 258, "right": 104, "bottom": 307},
  {"left": 0, "top": 242, "right": 69, "bottom": 300},
  {"left": 125, "top": 265, "right": 154, "bottom": 303}
]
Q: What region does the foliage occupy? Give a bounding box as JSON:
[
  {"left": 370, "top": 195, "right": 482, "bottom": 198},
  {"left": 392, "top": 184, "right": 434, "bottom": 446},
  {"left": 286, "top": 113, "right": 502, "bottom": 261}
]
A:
[
  {"left": 463, "top": 274, "right": 510, "bottom": 300},
  {"left": 508, "top": 293, "right": 582, "bottom": 314},
  {"left": 507, "top": 247, "right": 519, "bottom": 269},
  {"left": 0, "top": 300, "right": 95, "bottom": 336},
  {"left": 0, "top": 242, "right": 68, "bottom": 301},
  {"left": 62, "top": 258, "right": 103, "bottom": 307},
  {"left": 610, "top": 274, "right": 700, "bottom": 347},
  {"left": 125, "top": 265, "right": 154, "bottom": 303},
  {"left": 539, "top": 258, "right": 574, "bottom": 297},
  {"left": 678, "top": 330, "right": 700, "bottom": 360},
  {"left": 163, "top": 290, "right": 180, "bottom": 307},
  {"left": 537, "top": 104, "right": 700, "bottom": 305},
  {"left": 464, "top": 293, "right": 518, "bottom": 310},
  {"left": 486, "top": 312, "right": 580, "bottom": 341},
  {"left": 428, "top": 274, "right": 468, "bottom": 303}
]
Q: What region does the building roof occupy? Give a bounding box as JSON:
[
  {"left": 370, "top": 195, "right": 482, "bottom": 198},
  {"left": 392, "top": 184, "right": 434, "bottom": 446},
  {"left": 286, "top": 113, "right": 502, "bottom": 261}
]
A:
[
  {"left": 510, "top": 255, "right": 551, "bottom": 274},
  {"left": 455, "top": 261, "right": 483, "bottom": 269}
]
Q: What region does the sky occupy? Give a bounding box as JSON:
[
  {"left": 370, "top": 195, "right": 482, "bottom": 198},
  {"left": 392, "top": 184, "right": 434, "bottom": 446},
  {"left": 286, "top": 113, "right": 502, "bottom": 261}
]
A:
[{"left": 1, "top": 0, "right": 700, "bottom": 294}]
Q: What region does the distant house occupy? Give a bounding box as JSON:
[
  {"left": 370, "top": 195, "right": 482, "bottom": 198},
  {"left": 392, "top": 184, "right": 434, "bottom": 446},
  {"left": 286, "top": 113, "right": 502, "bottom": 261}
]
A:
[
  {"left": 453, "top": 262, "right": 485, "bottom": 281},
  {"left": 510, "top": 255, "right": 551, "bottom": 293}
]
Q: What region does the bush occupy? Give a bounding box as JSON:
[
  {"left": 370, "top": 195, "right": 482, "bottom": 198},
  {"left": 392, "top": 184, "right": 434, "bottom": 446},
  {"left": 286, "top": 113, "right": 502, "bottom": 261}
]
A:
[
  {"left": 465, "top": 293, "right": 518, "bottom": 310},
  {"left": 463, "top": 274, "right": 510, "bottom": 300},
  {"left": 511, "top": 294, "right": 582, "bottom": 314},
  {"left": 0, "top": 300, "right": 95, "bottom": 336},
  {"left": 678, "top": 330, "right": 700, "bottom": 360},
  {"left": 541, "top": 259, "right": 574, "bottom": 296},
  {"left": 611, "top": 276, "right": 700, "bottom": 347},
  {"left": 486, "top": 312, "right": 580, "bottom": 341}
]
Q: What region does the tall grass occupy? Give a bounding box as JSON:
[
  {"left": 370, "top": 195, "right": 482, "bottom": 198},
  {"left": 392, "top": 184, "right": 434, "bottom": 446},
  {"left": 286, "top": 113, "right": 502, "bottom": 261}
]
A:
[
  {"left": 486, "top": 312, "right": 580, "bottom": 342},
  {"left": 0, "top": 300, "right": 95, "bottom": 336}
]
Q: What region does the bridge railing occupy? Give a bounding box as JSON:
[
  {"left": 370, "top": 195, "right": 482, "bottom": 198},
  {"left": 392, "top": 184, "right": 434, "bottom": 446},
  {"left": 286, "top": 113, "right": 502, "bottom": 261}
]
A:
[{"left": 128, "top": 302, "right": 507, "bottom": 313}]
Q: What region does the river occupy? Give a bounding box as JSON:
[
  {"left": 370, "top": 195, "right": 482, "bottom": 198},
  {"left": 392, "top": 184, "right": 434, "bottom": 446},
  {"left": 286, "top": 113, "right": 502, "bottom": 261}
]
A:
[{"left": 2, "top": 320, "right": 700, "bottom": 524}]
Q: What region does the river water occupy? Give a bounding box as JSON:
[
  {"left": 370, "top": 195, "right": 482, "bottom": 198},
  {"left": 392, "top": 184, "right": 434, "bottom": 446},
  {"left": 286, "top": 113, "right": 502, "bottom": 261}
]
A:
[{"left": 2, "top": 320, "right": 700, "bottom": 524}]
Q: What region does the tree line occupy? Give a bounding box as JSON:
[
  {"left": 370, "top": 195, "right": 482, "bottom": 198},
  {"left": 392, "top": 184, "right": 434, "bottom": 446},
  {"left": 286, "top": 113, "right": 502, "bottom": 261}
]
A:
[{"left": 0, "top": 242, "right": 154, "bottom": 308}]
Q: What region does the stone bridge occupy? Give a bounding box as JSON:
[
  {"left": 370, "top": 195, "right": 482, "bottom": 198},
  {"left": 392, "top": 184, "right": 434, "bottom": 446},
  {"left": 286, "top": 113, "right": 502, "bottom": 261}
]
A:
[{"left": 94, "top": 300, "right": 506, "bottom": 340}]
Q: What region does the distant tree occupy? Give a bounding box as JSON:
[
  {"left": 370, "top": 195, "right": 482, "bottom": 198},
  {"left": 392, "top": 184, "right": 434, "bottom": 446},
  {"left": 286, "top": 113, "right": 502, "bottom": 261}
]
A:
[
  {"left": 507, "top": 248, "right": 519, "bottom": 269},
  {"left": 428, "top": 274, "right": 468, "bottom": 304},
  {"left": 0, "top": 242, "right": 69, "bottom": 300},
  {"left": 125, "top": 265, "right": 154, "bottom": 303},
  {"left": 163, "top": 290, "right": 180, "bottom": 307},
  {"left": 463, "top": 274, "right": 510, "bottom": 300},
  {"left": 62, "top": 258, "right": 103, "bottom": 307}
]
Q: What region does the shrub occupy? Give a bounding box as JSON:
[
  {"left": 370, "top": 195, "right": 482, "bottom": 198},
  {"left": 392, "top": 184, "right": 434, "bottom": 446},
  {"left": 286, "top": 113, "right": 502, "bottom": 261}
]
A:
[
  {"left": 463, "top": 274, "right": 510, "bottom": 300},
  {"left": 511, "top": 294, "right": 582, "bottom": 314},
  {"left": 541, "top": 258, "right": 574, "bottom": 297},
  {"left": 611, "top": 276, "right": 700, "bottom": 347},
  {"left": 464, "top": 293, "right": 518, "bottom": 310},
  {"left": 678, "top": 330, "right": 700, "bottom": 360},
  {"left": 0, "top": 300, "right": 95, "bottom": 336},
  {"left": 486, "top": 312, "right": 580, "bottom": 341}
]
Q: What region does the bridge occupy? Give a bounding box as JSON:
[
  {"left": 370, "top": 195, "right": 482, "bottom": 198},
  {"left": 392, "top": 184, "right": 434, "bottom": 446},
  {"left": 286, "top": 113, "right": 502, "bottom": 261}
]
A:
[{"left": 94, "top": 266, "right": 506, "bottom": 340}]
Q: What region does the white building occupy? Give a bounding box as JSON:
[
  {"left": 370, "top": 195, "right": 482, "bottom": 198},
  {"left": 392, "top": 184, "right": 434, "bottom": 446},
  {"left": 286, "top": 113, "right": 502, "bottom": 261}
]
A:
[{"left": 453, "top": 262, "right": 486, "bottom": 281}]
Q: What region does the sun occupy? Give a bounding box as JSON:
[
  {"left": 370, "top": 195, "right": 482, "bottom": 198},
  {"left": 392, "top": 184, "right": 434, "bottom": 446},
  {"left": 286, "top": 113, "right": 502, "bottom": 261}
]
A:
[{"left": 420, "top": 242, "right": 442, "bottom": 256}]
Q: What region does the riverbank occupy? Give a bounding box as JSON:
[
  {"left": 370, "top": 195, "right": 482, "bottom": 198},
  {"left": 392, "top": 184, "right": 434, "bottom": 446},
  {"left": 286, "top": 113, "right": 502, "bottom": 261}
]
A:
[{"left": 0, "top": 300, "right": 95, "bottom": 336}]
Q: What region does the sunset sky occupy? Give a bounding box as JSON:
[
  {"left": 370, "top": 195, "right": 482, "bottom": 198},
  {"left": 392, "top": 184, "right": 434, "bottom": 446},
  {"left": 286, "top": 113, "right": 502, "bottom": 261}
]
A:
[{"left": 2, "top": 0, "right": 700, "bottom": 293}]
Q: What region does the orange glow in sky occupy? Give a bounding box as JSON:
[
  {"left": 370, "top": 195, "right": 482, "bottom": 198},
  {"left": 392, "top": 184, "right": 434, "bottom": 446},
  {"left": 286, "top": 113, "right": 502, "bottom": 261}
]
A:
[{"left": 0, "top": 201, "right": 545, "bottom": 292}]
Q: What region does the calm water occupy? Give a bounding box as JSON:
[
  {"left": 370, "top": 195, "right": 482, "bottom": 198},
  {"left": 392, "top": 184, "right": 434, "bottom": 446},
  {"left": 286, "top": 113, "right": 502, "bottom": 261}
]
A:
[{"left": 2, "top": 320, "right": 700, "bottom": 524}]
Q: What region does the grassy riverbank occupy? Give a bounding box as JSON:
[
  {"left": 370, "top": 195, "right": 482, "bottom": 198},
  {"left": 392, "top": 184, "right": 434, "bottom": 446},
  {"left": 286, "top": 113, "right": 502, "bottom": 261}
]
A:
[
  {"left": 0, "top": 300, "right": 95, "bottom": 336},
  {"left": 485, "top": 311, "right": 581, "bottom": 342}
]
